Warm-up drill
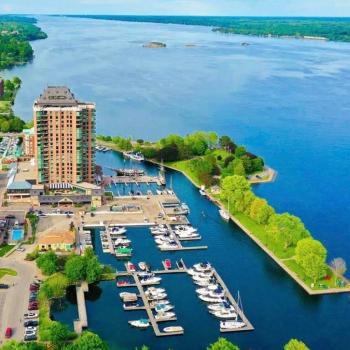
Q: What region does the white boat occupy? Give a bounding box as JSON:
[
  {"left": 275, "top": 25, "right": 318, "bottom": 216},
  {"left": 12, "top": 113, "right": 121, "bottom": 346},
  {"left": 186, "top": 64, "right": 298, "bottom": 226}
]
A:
[
  {"left": 208, "top": 302, "right": 234, "bottom": 312},
  {"left": 198, "top": 295, "right": 224, "bottom": 303},
  {"left": 119, "top": 292, "right": 137, "bottom": 299},
  {"left": 109, "top": 226, "right": 127, "bottom": 235},
  {"left": 220, "top": 320, "right": 246, "bottom": 330},
  {"left": 140, "top": 276, "right": 162, "bottom": 285},
  {"left": 155, "top": 312, "right": 176, "bottom": 320},
  {"left": 209, "top": 290, "right": 225, "bottom": 298},
  {"left": 157, "top": 242, "right": 178, "bottom": 249},
  {"left": 196, "top": 288, "right": 211, "bottom": 296},
  {"left": 114, "top": 238, "right": 131, "bottom": 245},
  {"left": 199, "top": 185, "right": 206, "bottom": 196},
  {"left": 147, "top": 293, "right": 167, "bottom": 301},
  {"left": 219, "top": 209, "right": 230, "bottom": 222},
  {"left": 138, "top": 262, "right": 147, "bottom": 271},
  {"left": 163, "top": 326, "right": 184, "bottom": 333},
  {"left": 210, "top": 310, "right": 238, "bottom": 319},
  {"left": 155, "top": 304, "right": 174, "bottom": 313},
  {"left": 129, "top": 319, "right": 150, "bottom": 328},
  {"left": 192, "top": 274, "right": 212, "bottom": 283},
  {"left": 149, "top": 300, "right": 170, "bottom": 307},
  {"left": 193, "top": 279, "right": 213, "bottom": 287},
  {"left": 193, "top": 262, "right": 212, "bottom": 272},
  {"left": 145, "top": 287, "right": 166, "bottom": 295},
  {"left": 175, "top": 225, "right": 197, "bottom": 233}
]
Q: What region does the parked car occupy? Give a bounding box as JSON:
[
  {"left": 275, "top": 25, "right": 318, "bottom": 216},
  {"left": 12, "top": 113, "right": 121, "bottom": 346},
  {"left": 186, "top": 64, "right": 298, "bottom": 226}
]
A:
[
  {"left": 5, "top": 327, "right": 12, "bottom": 338},
  {"left": 0, "top": 284, "right": 9, "bottom": 289},
  {"left": 25, "top": 326, "right": 37, "bottom": 332},
  {"left": 24, "top": 320, "right": 38, "bottom": 327},
  {"left": 30, "top": 286, "right": 39, "bottom": 292},
  {"left": 24, "top": 330, "right": 36, "bottom": 336},
  {"left": 24, "top": 313, "right": 38, "bottom": 319},
  {"left": 24, "top": 334, "right": 37, "bottom": 341},
  {"left": 28, "top": 304, "right": 38, "bottom": 311},
  {"left": 16, "top": 247, "right": 25, "bottom": 252}
]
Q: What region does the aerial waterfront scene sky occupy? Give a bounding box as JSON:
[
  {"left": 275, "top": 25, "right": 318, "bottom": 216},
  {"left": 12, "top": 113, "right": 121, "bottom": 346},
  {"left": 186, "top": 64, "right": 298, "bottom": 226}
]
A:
[{"left": 1, "top": 0, "right": 350, "bottom": 16}]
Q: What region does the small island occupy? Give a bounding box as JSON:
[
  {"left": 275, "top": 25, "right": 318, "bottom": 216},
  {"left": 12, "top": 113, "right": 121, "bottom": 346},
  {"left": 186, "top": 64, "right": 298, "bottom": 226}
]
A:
[{"left": 143, "top": 41, "right": 166, "bottom": 48}]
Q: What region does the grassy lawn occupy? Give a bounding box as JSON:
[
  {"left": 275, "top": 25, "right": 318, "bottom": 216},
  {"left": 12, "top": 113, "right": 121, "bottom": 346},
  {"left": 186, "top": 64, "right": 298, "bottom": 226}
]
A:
[
  {"left": 0, "top": 268, "right": 17, "bottom": 279},
  {"left": 233, "top": 212, "right": 295, "bottom": 259},
  {"left": 0, "top": 244, "right": 15, "bottom": 257},
  {"left": 166, "top": 159, "right": 202, "bottom": 186}
]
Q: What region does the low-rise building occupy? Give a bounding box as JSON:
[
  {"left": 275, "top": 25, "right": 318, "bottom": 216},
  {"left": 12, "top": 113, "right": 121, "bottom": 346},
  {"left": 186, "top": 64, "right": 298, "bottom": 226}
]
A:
[{"left": 38, "top": 230, "right": 76, "bottom": 252}]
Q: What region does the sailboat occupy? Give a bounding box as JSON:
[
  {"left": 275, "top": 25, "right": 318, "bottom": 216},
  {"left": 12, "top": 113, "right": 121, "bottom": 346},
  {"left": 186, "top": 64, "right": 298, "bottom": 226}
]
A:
[{"left": 219, "top": 199, "right": 230, "bottom": 222}]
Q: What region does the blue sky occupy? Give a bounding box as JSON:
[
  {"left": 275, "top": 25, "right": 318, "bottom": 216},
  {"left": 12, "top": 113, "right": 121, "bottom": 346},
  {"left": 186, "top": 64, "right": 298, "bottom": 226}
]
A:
[{"left": 1, "top": 0, "right": 350, "bottom": 16}]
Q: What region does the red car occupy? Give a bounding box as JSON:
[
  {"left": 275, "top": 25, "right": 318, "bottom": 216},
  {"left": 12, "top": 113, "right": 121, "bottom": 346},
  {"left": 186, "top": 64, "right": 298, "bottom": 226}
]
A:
[
  {"left": 5, "top": 327, "right": 12, "bottom": 338},
  {"left": 30, "top": 285, "right": 39, "bottom": 292}
]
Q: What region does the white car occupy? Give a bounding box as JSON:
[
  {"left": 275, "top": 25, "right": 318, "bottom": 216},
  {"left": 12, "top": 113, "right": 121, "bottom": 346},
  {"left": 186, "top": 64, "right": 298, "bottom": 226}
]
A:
[
  {"left": 24, "top": 330, "right": 36, "bottom": 336},
  {"left": 24, "top": 313, "right": 38, "bottom": 319},
  {"left": 16, "top": 247, "right": 25, "bottom": 252}
]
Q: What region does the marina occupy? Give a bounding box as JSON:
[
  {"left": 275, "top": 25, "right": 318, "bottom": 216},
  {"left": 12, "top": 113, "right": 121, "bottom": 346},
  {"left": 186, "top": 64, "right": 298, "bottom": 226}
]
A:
[{"left": 115, "top": 259, "right": 253, "bottom": 336}]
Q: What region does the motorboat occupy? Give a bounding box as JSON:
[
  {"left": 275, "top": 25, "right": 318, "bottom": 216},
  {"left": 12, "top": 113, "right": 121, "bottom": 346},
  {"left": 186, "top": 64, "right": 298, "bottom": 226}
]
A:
[
  {"left": 176, "top": 259, "right": 185, "bottom": 269},
  {"left": 155, "top": 303, "right": 174, "bottom": 313},
  {"left": 175, "top": 225, "right": 197, "bottom": 233},
  {"left": 145, "top": 287, "right": 166, "bottom": 295},
  {"left": 211, "top": 310, "right": 238, "bottom": 319},
  {"left": 198, "top": 295, "right": 224, "bottom": 303},
  {"left": 127, "top": 262, "right": 136, "bottom": 272},
  {"left": 188, "top": 269, "right": 213, "bottom": 278},
  {"left": 163, "top": 326, "right": 184, "bottom": 333},
  {"left": 123, "top": 151, "right": 145, "bottom": 162},
  {"left": 149, "top": 299, "right": 170, "bottom": 307},
  {"left": 116, "top": 279, "right": 132, "bottom": 287},
  {"left": 157, "top": 242, "right": 178, "bottom": 250},
  {"left": 208, "top": 302, "right": 234, "bottom": 312},
  {"left": 199, "top": 185, "right": 206, "bottom": 196},
  {"left": 164, "top": 259, "right": 172, "bottom": 269},
  {"left": 196, "top": 288, "right": 211, "bottom": 296},
  {"left": 115, "top": 247, "right": 133, "bottom": 258},
  {"left": 114, "top": 238, "right": 131, "bottom": 245},
  {"left": 219, "top": 209, "right": 230, "bottom": 222},
  {"left": 138, "top": 262, "right": 147, "bottom": 271},
  {"left": 193, "top": 262, "right": 212, "bottom": 272},
  {"left": 154, "top": 312, "right": 176, "bottom": 320},
  {"left": 192, "top": 275, "right": 212, "bottom": 283},
  {"left": 208, "top": 287, "right": 225, "bottom": 299},
  {"left": 140, "top": 276, "right": 162, "bottom": 285},
  {"left": 119, "top": 292, "right": 137, "bottom": 299},
  {"left": 220, "top": 320, "right": 246, "bottom": 330},
  {"left": 147, "top": 292, "right": 167, "bottom": 301},
  {"left": 129, "top": 319, "right": 150, "bottom": 328},
  {"left": 123, "top": 302, "right": 140, "bottom": 309},
  {"left": 109, "top": 226, "right": 127, "bottom": 235}
]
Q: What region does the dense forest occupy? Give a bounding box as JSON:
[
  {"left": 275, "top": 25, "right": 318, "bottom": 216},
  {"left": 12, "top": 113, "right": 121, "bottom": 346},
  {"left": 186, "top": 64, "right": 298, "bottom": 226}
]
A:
[
  {"left": 0, "top": 15, "right": 47, "bottom": 70},
  {"left": 68, "top": 15, "right": 350, "bottom": 42}
]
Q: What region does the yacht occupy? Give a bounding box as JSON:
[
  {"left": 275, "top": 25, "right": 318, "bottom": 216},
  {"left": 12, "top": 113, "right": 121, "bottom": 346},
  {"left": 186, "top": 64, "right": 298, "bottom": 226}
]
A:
[
  {"left": 199, "top": 185, "right": 206, "bottom": 196},
  {"left": 198, "top": 295, "right": 224, "bottom": 303},
  {"left": 208, "top": 302, "right": 234, "bottom": 312},
  {"left": 220, "top": 320, "right": 246, "bottom": 330},
  {"left": 149, "top": 299, "right": 170, "bottom": 307},
  {"left": 163, "top": 326, "right": 184, "bottom": 333},
  {"left": 219, "top": 208, "right": 230, "bottom": 222},
  {"left": 155, "top": 303, "right": 174, "bottom": 313},
  {"left": 211, "top": 310, "right": 238, "bottom": 319},
  {"left": 175, "top": 225, "right": 197, "bottom": 233},
  {"left": 123, "top": 151, "right": 145, "bottom": 162},
  {"left": 138, "top": 262, "right": 147, "bottom": 271},
  {"left": 147, "top": 292, "right": 167, "bottom": 301},
  {"left": 193, "top": 262, "right": 212, "bottom": 272},
  {"left": 129, "top": 319, "right": 150, "bottom": 329},
  {"left": 140, "top": 276, "right": 162, "bottom": 285},
  {"left": 155, "top": 312, "right": 176, "bottom": 320},
  {"left": 145, "top": 287, "right": 166, "bottom": 295},
  {"left": 109, "top": 226, "right": 127, "bottom": 235},
  {"left": 127, "top": 261, "right": 136, "bottom": 272}
]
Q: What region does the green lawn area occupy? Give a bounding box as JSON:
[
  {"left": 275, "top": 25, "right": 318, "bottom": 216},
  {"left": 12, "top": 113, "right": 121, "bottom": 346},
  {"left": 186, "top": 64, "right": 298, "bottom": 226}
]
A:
[
  {"left": 0, "top": 244, "right": 15, "bottom": 257},
  {"left": 166, "top": 159, "right": 202, "bottom": 187},
  {"left": 233, "top": 212, "right": 295, "bottom": 259},
  {"left": 0, "top": 268, "right": 17, "bottom": 279}
]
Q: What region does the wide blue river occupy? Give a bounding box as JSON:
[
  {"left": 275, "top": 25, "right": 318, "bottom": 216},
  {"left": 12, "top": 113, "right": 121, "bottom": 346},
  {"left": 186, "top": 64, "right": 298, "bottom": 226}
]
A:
[{"left": 4, "top": 16, "right": 350, "bottom": 350}]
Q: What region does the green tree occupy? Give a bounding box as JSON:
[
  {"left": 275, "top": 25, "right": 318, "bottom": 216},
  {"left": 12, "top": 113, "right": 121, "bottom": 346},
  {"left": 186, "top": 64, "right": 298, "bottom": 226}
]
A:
[
  {"left": 157, "top": 144, "right": 179, "bottom": 162},
  {"left": 284, "top": 339, "right": 310, "bottom": 350},
  {"left": 85, "top": 256, "right": 102, "bottom": 283},
  {"left": 267, "top": 213, "right": 311, "bottom": 250},
  {"left": 221, "top": 175, "right": 250, "bottom": 200},
  {"left": 233, "top": 160, "right": 246, "bottom": 176},
  {"left": 36, "top": 251, "right": 58, "bottom": 275},
  {"left": 207, "top": 337, "right": 240, "bottom": 350},
  {"left": 47, "top": 322, "right": 72, "bottom": 346},
  {"left": 302, "top": 254, "right": 327, "bottom": 284},
  {"left": 70, "top": 331, "right": 107, "bottom": 350},
  {"left": 12, "top": 76, "right": 22, "bottom": 87},
  {"left": 249, "top": 198, "right": 275, "bottom": 225},
  {"left": 41, "top": 273, "right": 69, "bottom": 299},
  {"left": 1, "top": 120, "right": 10, "bottom": 133},
  {"left": 295, "top": 238, "right": 327, "bottom": 262},
  {"left": 4, "top": 79, "right": 15, "bottom": 91},
  {"left": 234, "top": 145, "right": 246, "bottom": 158},
  {"left": 64, "top": 255, "right": 86, "bottom": 283}
]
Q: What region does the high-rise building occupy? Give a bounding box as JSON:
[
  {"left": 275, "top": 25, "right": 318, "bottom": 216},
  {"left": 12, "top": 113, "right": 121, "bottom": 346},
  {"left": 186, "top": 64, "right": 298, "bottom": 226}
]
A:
[
  {"left": 22, "top": 127, "right": 35, "bottom": 157},
  {"left": 33, "top": 86, "right": 95, "bottom": 184}
]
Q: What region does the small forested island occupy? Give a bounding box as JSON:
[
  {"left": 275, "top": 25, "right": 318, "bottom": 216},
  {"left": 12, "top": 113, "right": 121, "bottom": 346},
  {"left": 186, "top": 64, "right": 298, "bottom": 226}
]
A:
[
  {"left": 143, "top": 41, "right": 166, "bottom": 48},
  {"left": 0, "top": 15, "right": 47, "bottom": 70}
]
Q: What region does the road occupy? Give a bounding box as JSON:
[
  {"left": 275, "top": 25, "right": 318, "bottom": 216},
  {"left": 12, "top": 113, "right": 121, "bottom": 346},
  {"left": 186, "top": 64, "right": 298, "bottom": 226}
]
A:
[{"left": 0, "top": 248, "right": 37, "bottom": 343}]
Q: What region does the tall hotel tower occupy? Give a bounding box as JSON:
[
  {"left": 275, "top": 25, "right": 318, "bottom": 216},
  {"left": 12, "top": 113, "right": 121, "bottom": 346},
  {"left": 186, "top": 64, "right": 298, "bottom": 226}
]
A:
[{"left": 33, "top": 86, "right": 95, "bottom": 184}]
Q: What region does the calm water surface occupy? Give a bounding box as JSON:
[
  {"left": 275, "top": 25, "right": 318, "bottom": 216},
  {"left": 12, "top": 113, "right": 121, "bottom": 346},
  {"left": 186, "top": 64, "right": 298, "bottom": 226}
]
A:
[{"left": 4, "top": 16, "right": 350, "bottom": 350}]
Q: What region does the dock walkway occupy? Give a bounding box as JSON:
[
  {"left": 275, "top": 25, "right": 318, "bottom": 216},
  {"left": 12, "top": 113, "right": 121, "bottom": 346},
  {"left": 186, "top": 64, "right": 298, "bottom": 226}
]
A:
[
  {"left": 73, "top": 282, "right": 89, "bottom": 334},
  {"left": 212, "top": 269, "right": 254, "bottom": 332}
]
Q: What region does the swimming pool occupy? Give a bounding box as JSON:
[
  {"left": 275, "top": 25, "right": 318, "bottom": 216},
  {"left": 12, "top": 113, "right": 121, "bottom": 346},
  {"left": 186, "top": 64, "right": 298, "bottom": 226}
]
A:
[{"left": 11, "top": 229, "right": 24, "bottom": 241}]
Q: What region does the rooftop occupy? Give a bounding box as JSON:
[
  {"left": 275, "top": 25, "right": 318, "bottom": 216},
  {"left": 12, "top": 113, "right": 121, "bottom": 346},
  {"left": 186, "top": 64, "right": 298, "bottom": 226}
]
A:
[
  {"left": 35, "top": 86, "right": 79, "bottom": 107},
  {"left": 38, "top": 230, "right": 75, "bottom": 245},
  {"left": 7, "top": 180, "right": 32, "bottom": 191}
]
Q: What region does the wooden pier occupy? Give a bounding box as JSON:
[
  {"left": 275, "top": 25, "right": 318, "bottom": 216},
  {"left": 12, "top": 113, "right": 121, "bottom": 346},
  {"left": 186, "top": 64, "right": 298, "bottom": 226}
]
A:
[
  {"left": 212, "top": 269, "right": 254, "bottom": 333},
  {"left": 73, "top": 282, "right": 89, "bottom": 334},
  {"left": 104, "top": 175, "right": 163, "bottom": 186}
]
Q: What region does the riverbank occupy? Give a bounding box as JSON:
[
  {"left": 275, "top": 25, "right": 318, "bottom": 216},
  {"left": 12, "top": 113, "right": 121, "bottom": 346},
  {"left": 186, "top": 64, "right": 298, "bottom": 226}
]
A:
[{"left": 96, "top": 139, "right": 350, "bottom": 295}]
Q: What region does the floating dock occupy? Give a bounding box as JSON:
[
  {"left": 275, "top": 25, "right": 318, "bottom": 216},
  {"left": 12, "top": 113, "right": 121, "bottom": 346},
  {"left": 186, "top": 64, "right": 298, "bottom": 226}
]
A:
[
  {"left": 212, "top": 269, "right": 254, "bottom": 333},
  {"left": 73, "top": 282, "right": 89, "bottom": 334}
]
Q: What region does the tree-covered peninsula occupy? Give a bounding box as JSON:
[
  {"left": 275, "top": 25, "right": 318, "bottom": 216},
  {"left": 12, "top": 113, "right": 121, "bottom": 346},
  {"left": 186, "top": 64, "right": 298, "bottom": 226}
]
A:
[{"left": 0, "top": 16, "right": 47, "bottom": 70}]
